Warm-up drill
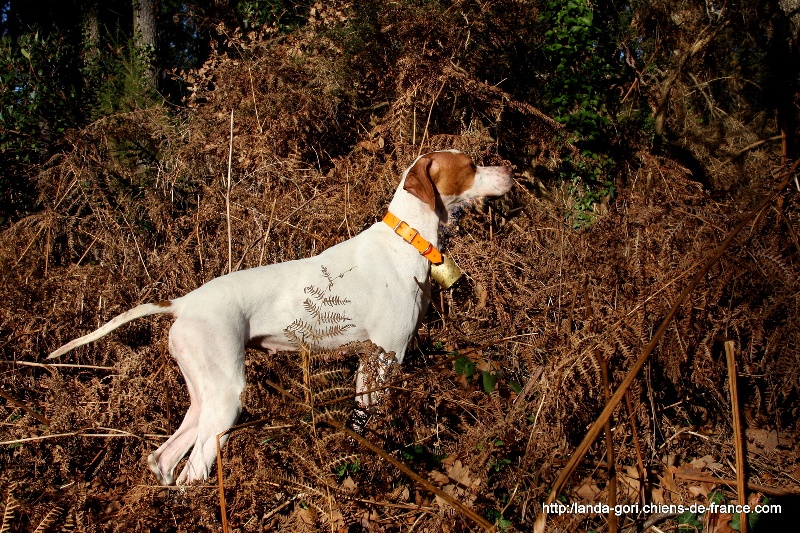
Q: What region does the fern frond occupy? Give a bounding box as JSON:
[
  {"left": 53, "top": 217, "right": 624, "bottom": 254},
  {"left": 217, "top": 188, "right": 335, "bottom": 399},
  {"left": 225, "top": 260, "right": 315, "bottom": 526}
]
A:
[
  {"left": 1, "top": 482, "right": 18, "bottom": 533},
  {"left": 302, "top": 298, "right": 321, "bottom": 319},
  {"left": 270, "top": 472, "right": 329, "bottom": 499},
  {"left": 322, "top": 295, "right": 350, "bottom": 306},
  {"left": 309, "top": 367, "right": 351, "bottom": 384},
  {"left": 313, "top": 407, "right": 352, "bottom": 425},
  {"left": 318, "top": 323, "right": 355, "bottom": 338},
  {"left": 33, "top": 505, "right": 63, "bottom": 533},
  {"left": 318, "top": 311, "right": 352, "bottom": 325},
  {"left": 284, "top": 318, "right": 325, "bottom": 344},
  {"left": 751, "top": 247, "right": 796, "bottom": 287},
  {"left": 304, "top": 285, "right": 327, "bottom": 300},
  {"left": 303, "top": 299, "right": 352, "bottom": 325},
  {"left": 60, "top": 511, "right": 76, "bottom": 533},
  {"left": 324, "top": 454, "right": 361, "bottom": 474}
]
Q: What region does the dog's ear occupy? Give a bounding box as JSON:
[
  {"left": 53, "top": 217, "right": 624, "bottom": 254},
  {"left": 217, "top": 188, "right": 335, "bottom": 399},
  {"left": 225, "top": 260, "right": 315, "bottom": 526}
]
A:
[{"left": 403, "top": 156, "right": 437, "bottom": 210}]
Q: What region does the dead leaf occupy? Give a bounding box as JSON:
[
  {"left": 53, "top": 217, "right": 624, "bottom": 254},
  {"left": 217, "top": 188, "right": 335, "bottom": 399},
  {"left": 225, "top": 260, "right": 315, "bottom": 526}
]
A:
[
  {"left": 688, "top": 485, "right": 706, "bottom": 498},
  {"left": 434, "top": 460, "right": 482, "bottom": 510},
  {"left": 475, "top": 283, "right": 488, "bottom": 309},
  {"left": 298, "top": 507, "right": 316, "bottom": 525},
  {"left": 576, "top": 481, "right": 601, "bottom": 501},
  {"left": 675, "top": 464, "right": 705, "bottom": 477},
  {"left": 446, "top": 460, "right": 481, "bottom": 489},
  {"left": 476, "top": 359, "right": 494, "bottom": 373},
  {"left": 341, "top": 476, "right": 357, "bottom": 492},
  {"left": 746, "top": 428, "right": 779, "bottom": 453},
  {"left": 660, "top": 466, "right": 679, "bottom": 495},
  {"left": 690, "top": 454, "right": 723, "bottom": 471},
  {"left": 708, "top": 513, "right": 736, "bottom": 533},
  {"left": 430, "top": 470, "right": 449, "bottom": 485},
  {"left": 329, "top": 510, "right": 345, "bottom": 531},
  {"left": 618, "top": 468, "right": 641, "bottom": 499}
]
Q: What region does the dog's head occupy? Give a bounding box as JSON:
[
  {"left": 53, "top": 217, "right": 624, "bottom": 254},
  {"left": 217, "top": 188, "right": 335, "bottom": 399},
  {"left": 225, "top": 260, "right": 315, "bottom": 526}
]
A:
[{"left": 403, "top": 150, "right": 513, "bottom": 219}]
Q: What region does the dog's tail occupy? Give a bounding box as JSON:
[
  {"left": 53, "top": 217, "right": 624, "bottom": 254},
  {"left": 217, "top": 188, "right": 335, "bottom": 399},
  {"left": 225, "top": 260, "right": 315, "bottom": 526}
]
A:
[{"left": 47, "top": 301, "right": 175, "bottom": 359}]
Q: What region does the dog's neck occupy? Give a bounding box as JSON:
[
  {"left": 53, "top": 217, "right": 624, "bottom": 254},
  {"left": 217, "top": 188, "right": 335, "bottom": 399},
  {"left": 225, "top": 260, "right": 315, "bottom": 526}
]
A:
[{"left": 387, "top": 178, "right": 443, "bottom": 248}]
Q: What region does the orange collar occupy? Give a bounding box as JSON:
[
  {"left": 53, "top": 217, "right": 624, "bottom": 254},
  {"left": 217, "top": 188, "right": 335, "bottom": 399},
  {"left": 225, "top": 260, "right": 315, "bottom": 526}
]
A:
[{"left": 383, "top": 212, "right": 443, "bottom": 265}]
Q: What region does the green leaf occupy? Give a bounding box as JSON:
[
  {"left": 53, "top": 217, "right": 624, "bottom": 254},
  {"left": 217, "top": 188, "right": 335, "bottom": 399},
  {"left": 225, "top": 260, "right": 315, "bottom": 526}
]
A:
[
  {"left": 708, "top": 491, "right": 726, "bottom": 505},
  {"left": 20, "top": 48, "right": 30, "bottom": 59},
  {"left": 730, "top": 509, "right": 762, "bottom": 532},
  {"left": 677, "top": 510, "right": 703, "bottom": 530},
  {"left": 482, "top": 371, "right": 498, "bottom": 393},
  {"left": 454, "top": 355, "right": 476, "bottom": 378}
]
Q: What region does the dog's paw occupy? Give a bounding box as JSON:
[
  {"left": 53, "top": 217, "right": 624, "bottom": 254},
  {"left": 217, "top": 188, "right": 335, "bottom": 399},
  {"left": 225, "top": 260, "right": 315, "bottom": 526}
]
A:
[{"left": 147, "top": 453, "right": 172, "bottom": 485}]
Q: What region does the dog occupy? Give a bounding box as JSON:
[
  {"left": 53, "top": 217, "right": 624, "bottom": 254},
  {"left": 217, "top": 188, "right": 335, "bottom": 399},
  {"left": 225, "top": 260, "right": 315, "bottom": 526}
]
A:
[{"left": 47, "top": 149, "right": 513, "bottom": 485}]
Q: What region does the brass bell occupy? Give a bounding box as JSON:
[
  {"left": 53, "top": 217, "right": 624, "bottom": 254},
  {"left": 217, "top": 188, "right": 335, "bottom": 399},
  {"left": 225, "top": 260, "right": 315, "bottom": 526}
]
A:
[{"left": 430, "top": 254, "right": 463, "bottom": 289}]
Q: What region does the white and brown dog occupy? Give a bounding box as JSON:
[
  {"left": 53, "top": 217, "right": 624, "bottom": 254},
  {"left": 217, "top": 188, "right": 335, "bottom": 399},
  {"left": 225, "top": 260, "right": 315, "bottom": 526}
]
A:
[{"left": 48, "top": 150, "right": 513, "bottom": 485}]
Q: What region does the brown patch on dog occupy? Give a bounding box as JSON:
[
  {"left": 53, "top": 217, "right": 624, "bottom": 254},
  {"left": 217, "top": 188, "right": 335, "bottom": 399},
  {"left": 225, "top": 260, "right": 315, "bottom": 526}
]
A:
[
  {"left": 426, "top": 151, "right": 477, "bottom": 196},
  {"left": 403, "top": 152, "right": 478, "bottom": 210},
  {"left": 156, "top": 301, "right": 172, "bottom": 308},
  {"left": 403, "top": 157, "right": 437, "bottom": 210}
]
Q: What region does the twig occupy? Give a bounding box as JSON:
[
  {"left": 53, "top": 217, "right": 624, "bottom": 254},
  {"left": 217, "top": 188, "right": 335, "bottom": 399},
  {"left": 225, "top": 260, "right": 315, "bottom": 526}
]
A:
[
  {"left": 4, "top": 360, "right": 116, "bottom": 372},
  {"left": 533, "top": 159, "right": 800, "bottom": 533},
  {"left": 725, "top": 340, "right": 748, "bottom": 533},
  {"left": 351, "top": 497, "right": 436, "bottom": 511},
  {"left": 11, "top": 224, "right": 47, "bottom": 272},
  {"left": 121, "top": 213, "right": 151, "bottom": 280},
  {"left": 625, "top": 391, "right": 647, "bottom": 504},
  {"left": 210, "top": 420, "right": 294, "bottom": 529},
  {"left": 226, "top": 109, "right": 235, "bottom": 274},
  {"left": 524, "top": 393, "right": 547, "bottom": 457},
  {"left": 773, "top": 204, "right": 800, "bottom": 259},
  {"left": 0, "top": 429, "right": 143, "bottom": 446},
  {"left": 417, "top": 80, "right": 447, "bottom": 157},
  {"left": 596, "top": 350, "right": 617, "bottom": 533},
  {"left": 725, "top": 135, "right": 782, "bottom": 164},
  {"left": 75, "top": 234, "right": 100, "bottom": 267},
  {"left": 262, "top": 496, "right": 298, "bottom": 522},
  {"left": 258, "top": 197, "right": 277, "bottom": 267},
  {"left": 247, "top": 65, "right": 263, "bottom": 134},
  {"left": 216, "top": 431, "right": 229, "bottom": 533},
  {"left": 672, "top": 471, "right": 800, "bottom": 497},
  {"left": 0, "top": 388, "right": 49, "bottom": 425},
  {"left": 630, "top": 512, "right": 679, "bottom": 533}
]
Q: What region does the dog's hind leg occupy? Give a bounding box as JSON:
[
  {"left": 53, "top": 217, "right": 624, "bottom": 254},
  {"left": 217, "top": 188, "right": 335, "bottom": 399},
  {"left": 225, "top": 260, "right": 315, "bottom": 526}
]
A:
[
  {"left": 147, "top": 328, "right": 204, "bottom": 484},
  {"left": 176, "top": 382, "right": 244, "bottom": 484},
  {"left": 172, "top": 328, "right": 246, "bottom": 484}
]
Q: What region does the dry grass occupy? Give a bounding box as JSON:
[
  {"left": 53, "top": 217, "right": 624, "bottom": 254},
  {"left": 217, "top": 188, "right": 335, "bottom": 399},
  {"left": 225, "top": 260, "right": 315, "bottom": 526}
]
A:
[{"left": 2, "top": 9, "right": 799, "bottom": 533}]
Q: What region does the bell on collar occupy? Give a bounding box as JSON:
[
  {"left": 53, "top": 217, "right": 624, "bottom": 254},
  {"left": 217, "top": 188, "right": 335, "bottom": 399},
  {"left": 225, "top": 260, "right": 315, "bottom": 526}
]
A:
[{"left": 430, "top": 254, "right": 463, "bottom": 289}]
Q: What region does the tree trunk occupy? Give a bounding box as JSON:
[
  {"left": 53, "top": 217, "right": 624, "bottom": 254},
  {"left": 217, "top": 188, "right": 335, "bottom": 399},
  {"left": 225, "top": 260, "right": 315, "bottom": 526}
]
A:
[
  {"left": 83, "top": 1, "right": 100, "bottom": 70},
  {"left": 133, "top": 0, "right": 158, "bottom": 87}
]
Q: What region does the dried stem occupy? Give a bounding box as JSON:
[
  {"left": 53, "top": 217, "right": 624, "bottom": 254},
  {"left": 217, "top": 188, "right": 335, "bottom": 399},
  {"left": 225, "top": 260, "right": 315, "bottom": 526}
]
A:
[
  {"left": 226, "top": 109, "right": 234, "bottom": 274},
  {"left": 725, "top": 340, "right": 748, "bottom": 533}
]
